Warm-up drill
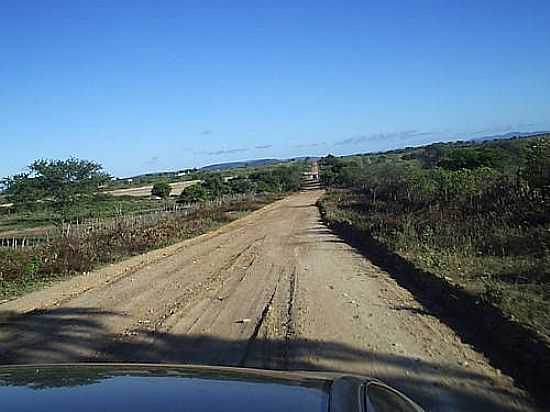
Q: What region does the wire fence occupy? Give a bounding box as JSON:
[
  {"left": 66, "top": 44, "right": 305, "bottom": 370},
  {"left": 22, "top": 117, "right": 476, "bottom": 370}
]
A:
[{"left": 0, "top": 192, "right": 257, "bottom": 250}]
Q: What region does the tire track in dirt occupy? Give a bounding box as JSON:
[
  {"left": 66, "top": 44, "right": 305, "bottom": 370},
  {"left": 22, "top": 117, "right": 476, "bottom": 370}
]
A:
[
  {"left": 101, "top": 237, "right": 266, "bottom": 352},
  {"left": 0, "top": 191, "right": 541, "bottom": 411}
]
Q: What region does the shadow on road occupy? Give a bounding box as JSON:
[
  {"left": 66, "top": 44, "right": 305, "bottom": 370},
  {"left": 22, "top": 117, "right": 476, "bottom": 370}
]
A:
[
  {"left": 0, "top": 306, "right": 533, "bottom": 412},
  {"left": 317, "top": 218, "right": 548, "bottom": 409}
]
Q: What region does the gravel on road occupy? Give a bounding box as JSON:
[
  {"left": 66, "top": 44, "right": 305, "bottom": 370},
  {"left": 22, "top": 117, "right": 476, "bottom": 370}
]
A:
[{"left": 0, "top": 190, "right": 539, "bottom": 411}]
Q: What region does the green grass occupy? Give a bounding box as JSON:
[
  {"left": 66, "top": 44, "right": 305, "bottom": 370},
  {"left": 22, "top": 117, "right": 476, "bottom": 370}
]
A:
[
  {"left": 0, "top": 211, "right": 53, "bottom": 233},
  {"left": 0, "top": 196, "right": 167, "bottom": 234},
  {"left": 0, "top": 273, "right": 71, "bottom": 301}
]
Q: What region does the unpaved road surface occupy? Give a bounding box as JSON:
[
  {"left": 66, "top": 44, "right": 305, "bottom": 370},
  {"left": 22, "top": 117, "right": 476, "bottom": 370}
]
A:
[{"left": 0, "top": 191, "right": 538, "bottom": 411}]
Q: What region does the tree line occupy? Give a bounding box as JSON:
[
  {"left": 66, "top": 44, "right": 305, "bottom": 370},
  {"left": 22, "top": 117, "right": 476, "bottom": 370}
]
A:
[
  {"left": 177, "top": 166, "right": 303, "bottom": 203},
  {"left": 2, "top": 158, "right": 305, "bottom": 220}
]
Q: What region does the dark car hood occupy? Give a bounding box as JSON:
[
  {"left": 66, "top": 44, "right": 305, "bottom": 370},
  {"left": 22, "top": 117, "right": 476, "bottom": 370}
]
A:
[{"left": 0, "top": 364, "right": 332, "bottom": 412}]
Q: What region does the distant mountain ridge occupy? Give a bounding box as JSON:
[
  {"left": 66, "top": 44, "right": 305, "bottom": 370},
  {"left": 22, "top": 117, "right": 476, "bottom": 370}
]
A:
[
  {"left": 200, "top": 156, "right": 320, "bottom": 171},
  {"left": 200, "top": 158, "right": 281, "bottom": 171},
  {"left": 470, "top": 131, "right": 549, "bottom": 142}
]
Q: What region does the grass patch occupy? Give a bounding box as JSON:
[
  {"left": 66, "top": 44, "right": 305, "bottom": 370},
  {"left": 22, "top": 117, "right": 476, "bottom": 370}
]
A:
[{"left": 0, "top": 196, "right": 168, "bottom": 234}]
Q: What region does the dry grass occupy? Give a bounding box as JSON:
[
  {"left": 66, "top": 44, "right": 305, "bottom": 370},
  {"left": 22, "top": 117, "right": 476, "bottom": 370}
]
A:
[
  {"left": 0, "top": 194, "right": 281, "bottom": 300},
  {"left": 319, "top": 190, "right": 550, "bottom": 337}
]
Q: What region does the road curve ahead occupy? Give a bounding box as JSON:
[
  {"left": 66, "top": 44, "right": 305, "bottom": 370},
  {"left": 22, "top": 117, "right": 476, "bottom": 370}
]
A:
[{"left": 0, "top": 190, "right": 538, "bottom": 411}]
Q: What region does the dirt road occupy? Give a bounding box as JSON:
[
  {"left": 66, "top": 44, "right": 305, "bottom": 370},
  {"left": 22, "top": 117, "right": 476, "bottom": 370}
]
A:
[{"left": 0, "top": 191, "right": 538, "bottom": 411}]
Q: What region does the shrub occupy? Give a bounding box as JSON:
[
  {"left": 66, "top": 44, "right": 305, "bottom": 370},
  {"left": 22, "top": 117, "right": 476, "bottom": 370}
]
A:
[
  {"left": 151, "top": 182, "right": 172, "bottom": 199},
  {"left": 228, "top": 178, "right": 255, "bottom": 193},
  {"left": 317, "top": 136, "right": 550, "bottom": 335},
  {"left": 202, "top": 175, "right": 231, "bottom": 198},
  {"left": 178, "top": 184, "right": 209, "bottom": 203}
]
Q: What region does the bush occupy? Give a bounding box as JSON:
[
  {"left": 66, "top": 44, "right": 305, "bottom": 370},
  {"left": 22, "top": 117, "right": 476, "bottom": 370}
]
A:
[
  {"left": 151, "top": 182, "right": 172, "bottom": 199},
  {"left": 228, "top": 178, "right": 255, "bottom": 193},
  {"left": 202, "top": 175, "right": 231, "bottom": 198},
  {"left": 0, "top": 249, "right": 41, "bottom": 282},
  {"left": 523, "top": 138, "right": 550, "bottom": 198},
  {"left": 178, "top": 184, "right": 209, "bottom": 203},
  {"left": 250, "top": 165, "right": 303, "bottom": 193},
  {"left": 317, "top": 137, "right": 550, "bottom": 335}
]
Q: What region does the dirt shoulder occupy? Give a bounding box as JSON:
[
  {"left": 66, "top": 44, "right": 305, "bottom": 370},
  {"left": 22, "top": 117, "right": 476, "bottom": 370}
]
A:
[{"left": 0, "top": 190, "right": 540, "bottom": 411}]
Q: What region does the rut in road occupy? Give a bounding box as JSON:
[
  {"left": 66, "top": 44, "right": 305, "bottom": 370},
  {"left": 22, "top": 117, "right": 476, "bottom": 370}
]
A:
[{"left": 0, "top": 190, "right": 542, "bottom": 412}]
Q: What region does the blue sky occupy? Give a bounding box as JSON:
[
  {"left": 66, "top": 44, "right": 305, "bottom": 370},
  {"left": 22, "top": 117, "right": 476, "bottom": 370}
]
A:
[{"left": 1, "top": 1, "right": 549, "bottom": 177}]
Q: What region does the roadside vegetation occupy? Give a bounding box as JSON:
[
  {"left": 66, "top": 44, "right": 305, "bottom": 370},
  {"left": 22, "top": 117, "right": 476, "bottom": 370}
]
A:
[
  {"left": 0, "top": 161, "right": 305, "bottom": 233},
  {"left": 318, "top": 134, "right": 550, "bottom": 337},
  {"left": 0, "top": 159, "right": 306, "bottom": 299},
  {"left": 0, "top": 193, "right": 281, "bottom": 300},
  {"left": 0, "top": 195, "right": 165, "bottom": 233},
  {"left": 151, "top": 182, "right": 172, "bottom": 199},
  {"left": 177, "top": 164, "right": 303, "bottom": 203}
]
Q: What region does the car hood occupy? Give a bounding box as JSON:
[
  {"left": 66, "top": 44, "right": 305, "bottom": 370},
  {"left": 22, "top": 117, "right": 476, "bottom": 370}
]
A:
[{"left": 0, "top": 364, "right": 332, "bottom": 412}]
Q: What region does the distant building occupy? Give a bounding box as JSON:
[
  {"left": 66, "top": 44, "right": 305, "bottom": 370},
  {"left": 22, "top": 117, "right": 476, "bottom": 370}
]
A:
[{"left": 176, "top": 169, "right": 196, "bottom": 177}]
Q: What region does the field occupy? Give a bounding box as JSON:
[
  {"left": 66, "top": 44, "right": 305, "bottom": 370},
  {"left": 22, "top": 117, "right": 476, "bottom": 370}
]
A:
[
  {"left": 0, "top": 196, "right": 166, "bottom": 235},
  {"left": 105, "top": 180, "right": 200, "bottom": 197}
]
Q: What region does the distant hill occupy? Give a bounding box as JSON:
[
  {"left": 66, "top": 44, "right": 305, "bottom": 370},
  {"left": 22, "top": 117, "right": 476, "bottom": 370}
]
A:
[
  {"left": 290, "top": 156, "right": 321, "bottom": 162},
  {"left": 200, "top": 158, "right": 283, "bottom": 171},
  {"left": 470, "top": 131, "right": 549, "bottom": 142},
  {"left": 200, "top": 156, "right": 321, "bottom": 171},
  {"left": 111, "top": 156, "right": 319, "bottom": 183}
]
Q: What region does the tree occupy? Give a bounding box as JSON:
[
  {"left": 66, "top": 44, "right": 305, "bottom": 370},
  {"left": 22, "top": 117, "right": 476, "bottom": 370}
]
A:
[
  {"left": 337, "top": 161, "right": 363, "bottom": 187},
  {"left": 202, "top": 175, "right": 230, "bottom": 198},
  {"left": 250, "top": 171, "right": 280, "bottom": 192},
  {"left": 151, "top": 182, "right": 172, "bottom": 199},
  {"left": 319, "top": 155, "right": 344, "bottom": 187},
  {"left": 438, "top": 147, "right": 501, "bottom": 171},
  {"left": 228, "top": 177, "right": 254, "bottom": 193},
  {"left": 178, "top": 184, "right": 209, "bottom": 203},
  {"left": 418, "top": 143, "right": 449, "bottom": 168},
  {"left": 3, "top": 158, "right": 110, "bottom": 214},
  {"left": 524, "top": 138, "right": 550, "bottom": 198},
  {"left": 272, "top": 166, "right": 302, "bottom": 191}
]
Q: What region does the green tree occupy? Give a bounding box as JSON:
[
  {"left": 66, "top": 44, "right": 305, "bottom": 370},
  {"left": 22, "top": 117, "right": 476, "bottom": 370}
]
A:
[
  {"left": 524, "top": 138, "right": 550, "bottom": 197},
  {"left": 202, "top": 175, "right": 230, "bottom": 198},
  {"left": 438, "top": 148, "right": 501, "bottom": 170},
  {"left": 151, "top": 182, "right": 172, "bottom": 199},
  {"left": 250, "top": 171, "right": 280, "bottom": 192},
  {"left": 178, "top": 184, "right": 209, "bottom": 203},
  {"left": 228, "top": 177, "right": 254, "bottom": 193},
  {"left": 3, "top": 158, "right": 109, "bottom": 215},
  {"left": 272, "top": 166, "right": 302, "bottom": 191},
  {"left": 417, "top": 143, "right": 449, "bottom": 168},
  {"left": 319, "top": 155, "right": 344, "bottom": 187},
  {"left": 337, "top": 161, "right": 363, "bottom": 187}
]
